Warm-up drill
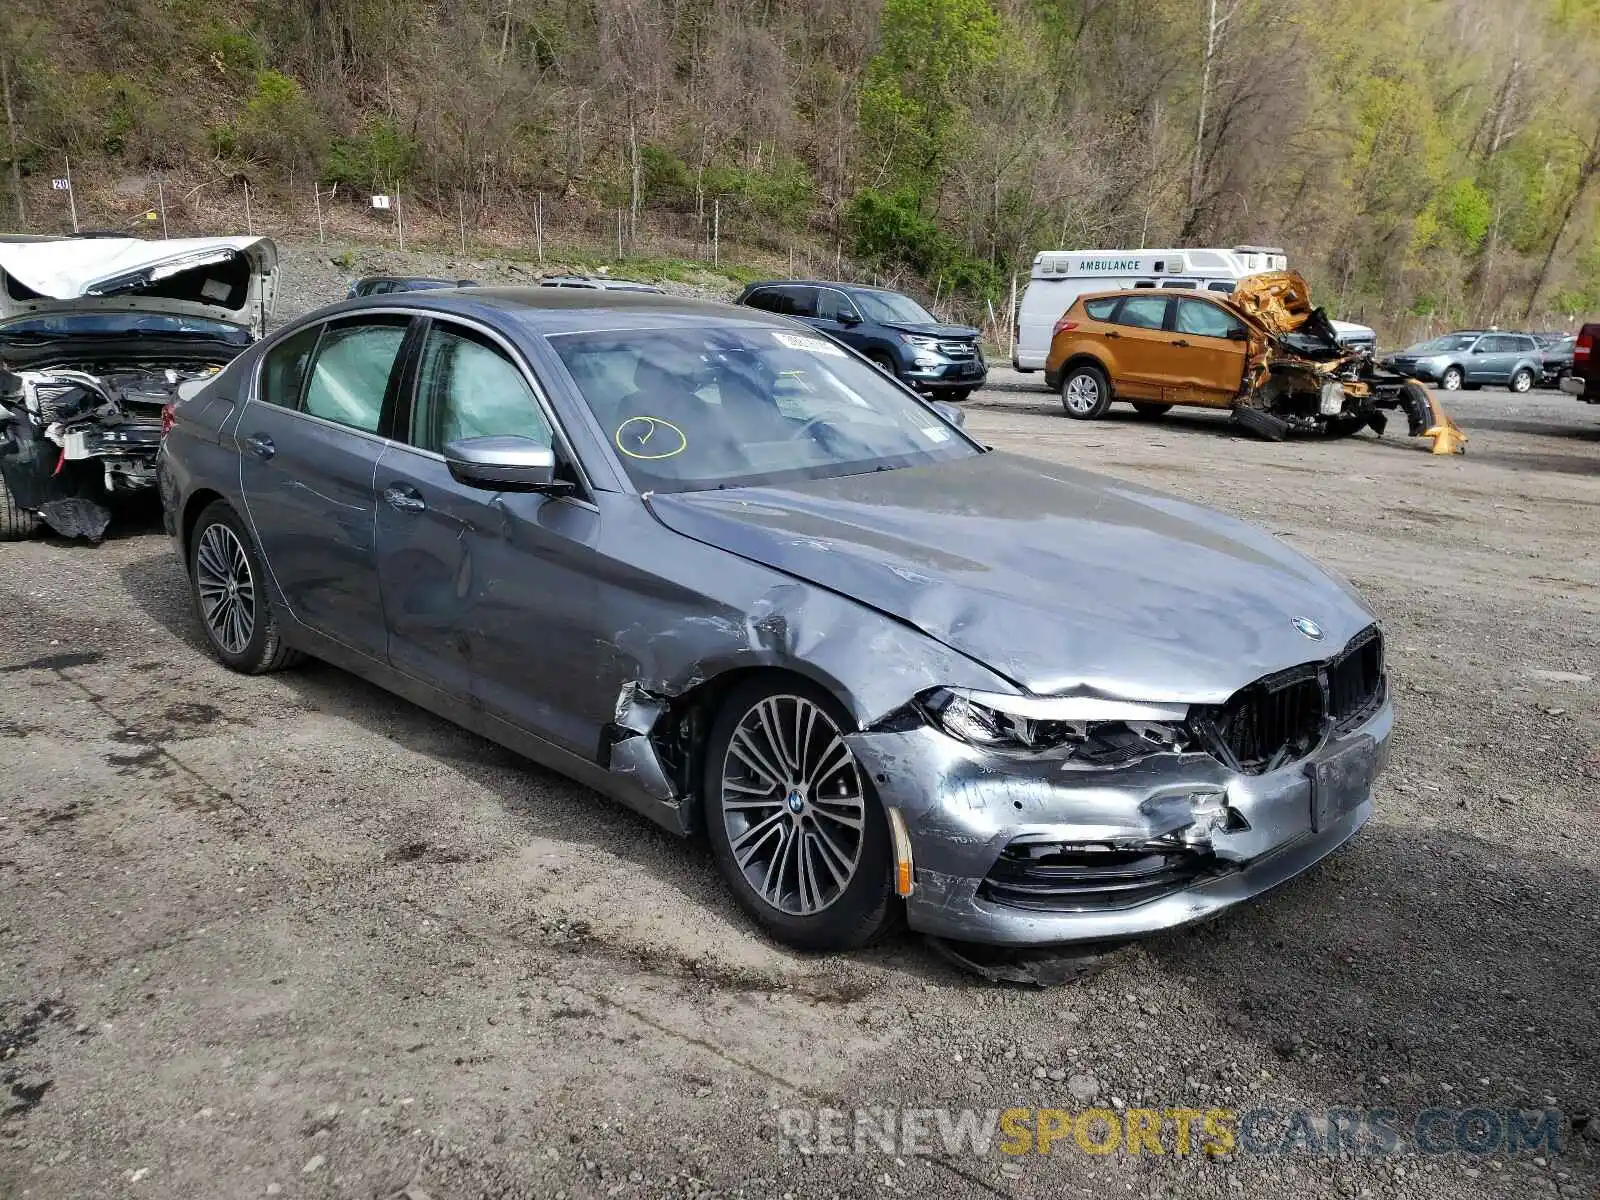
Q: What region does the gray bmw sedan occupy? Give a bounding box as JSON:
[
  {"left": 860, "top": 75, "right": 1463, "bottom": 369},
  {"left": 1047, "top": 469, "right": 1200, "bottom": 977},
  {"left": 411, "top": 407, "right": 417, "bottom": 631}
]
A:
[{"left": 159, "top": 288, "right": 1392, "bottom": 955}]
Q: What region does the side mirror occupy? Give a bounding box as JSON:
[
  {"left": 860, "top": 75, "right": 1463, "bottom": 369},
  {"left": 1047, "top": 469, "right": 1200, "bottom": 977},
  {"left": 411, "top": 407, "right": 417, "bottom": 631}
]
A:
[
  {"left": 836, "top": 310, "right": 862, "bottom": 326},
  {"left": 1226, "top": 326, "right": 1249, "bottom": 341},
  {"left": 444, "top": 435, "right": 569, "bottom": 493},
  {"left": 930, "top": 400, "right": 967, "bottom": 427}
]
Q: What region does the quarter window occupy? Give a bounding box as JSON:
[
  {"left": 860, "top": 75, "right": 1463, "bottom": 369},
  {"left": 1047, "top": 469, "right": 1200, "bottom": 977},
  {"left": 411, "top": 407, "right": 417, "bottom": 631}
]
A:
[
  {"left": 410, "top": 323, "right": 551, "bottom": 453},
  {"left": 302, "top": 320, "right": 407, "bottom": 434},
  {"left": 1174, "top": 299, "right": 1245, "bottom": 340},
  {"left": 258, "top": 325, "right": 320, "bottom": 409},
  {"left": 1083, "top": 298, "right": 1119, "bottom": 321},
  {"left": 1115, "top": 297, "right": 1170, "bottom": 330}
]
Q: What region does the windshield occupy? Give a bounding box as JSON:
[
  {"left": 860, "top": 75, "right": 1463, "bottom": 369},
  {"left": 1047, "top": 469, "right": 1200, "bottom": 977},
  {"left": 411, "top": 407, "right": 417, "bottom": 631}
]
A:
[
  {"left": 1416, "top": 334, "right": 1478, "bottom": 352},
  {"left": 549, "top": 325, "right": 979, "bottom": 492},
  {"left": 852, "top": 290, "right": 937, "bottom": 326},
  {"left": 0, "top": 312, "right": 249, "bottom": 341}
]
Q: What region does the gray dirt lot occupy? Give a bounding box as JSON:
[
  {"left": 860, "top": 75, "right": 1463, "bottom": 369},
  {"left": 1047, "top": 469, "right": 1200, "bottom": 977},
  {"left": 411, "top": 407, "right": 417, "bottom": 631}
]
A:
[{"left": 2, "top": 367, "right": 1598, "bottom": 1200}]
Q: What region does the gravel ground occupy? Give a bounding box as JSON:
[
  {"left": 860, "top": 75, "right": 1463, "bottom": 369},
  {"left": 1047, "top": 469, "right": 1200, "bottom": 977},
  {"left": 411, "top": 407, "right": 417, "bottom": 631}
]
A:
[{"left": 1, "top": 321, "right": 1598, "bottom": 1198}]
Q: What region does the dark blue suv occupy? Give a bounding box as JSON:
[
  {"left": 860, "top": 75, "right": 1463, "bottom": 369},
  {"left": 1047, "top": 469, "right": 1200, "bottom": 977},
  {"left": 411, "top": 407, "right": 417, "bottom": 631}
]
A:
[{"left": 734, "top": 280, "right": 987, "bottom": 399}]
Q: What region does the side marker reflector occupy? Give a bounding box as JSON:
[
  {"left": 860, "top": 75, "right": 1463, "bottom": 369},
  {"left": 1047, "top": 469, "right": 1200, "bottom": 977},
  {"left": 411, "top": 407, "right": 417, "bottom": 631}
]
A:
[{"left": 886, "top": 807, "right": 914, "bottom": 898}]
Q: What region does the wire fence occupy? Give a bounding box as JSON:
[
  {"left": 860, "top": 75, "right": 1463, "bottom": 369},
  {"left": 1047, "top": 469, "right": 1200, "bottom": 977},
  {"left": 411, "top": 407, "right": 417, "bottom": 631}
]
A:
[{"left": 16, "top": 167, "right": 1012, "bottom": 342}]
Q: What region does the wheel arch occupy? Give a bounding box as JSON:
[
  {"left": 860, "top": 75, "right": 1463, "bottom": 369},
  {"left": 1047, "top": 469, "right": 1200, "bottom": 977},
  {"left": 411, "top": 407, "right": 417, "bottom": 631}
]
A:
[
  {"left": 180, "top": 488, "right": 229, "bottom": 561},
  {"left": 638, "top": 661, "right": 864, "bottom": 833},
  {"left": 1059, "top": 353, "right": 1114, "bottom": 394}
]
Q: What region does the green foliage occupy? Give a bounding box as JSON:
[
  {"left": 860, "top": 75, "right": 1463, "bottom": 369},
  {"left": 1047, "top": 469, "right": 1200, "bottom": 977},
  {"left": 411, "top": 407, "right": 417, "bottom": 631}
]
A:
[
  {"left": 703, "top": 158, "right": 815, "bottom": 225},
  {"left": 1440, "top": 178, "right": 1492, "bottom": 250},
  {"left": 847, "top": 186, "right": 1002, "bottom": 297},
  {"left": 640, "top": 145, "right": 694, "bottom": 205},
  {"left": 859, "top": 0, "right": 1000, "bottom": 194},
  {"left": 324, "top": 118, "right": 421, "bottom": 190},
  {"left": 236, "top": 70, "right": 324, "bottom": 167},
  {"left": 202, "top": 27, "right": 265, "bottom": 85}
]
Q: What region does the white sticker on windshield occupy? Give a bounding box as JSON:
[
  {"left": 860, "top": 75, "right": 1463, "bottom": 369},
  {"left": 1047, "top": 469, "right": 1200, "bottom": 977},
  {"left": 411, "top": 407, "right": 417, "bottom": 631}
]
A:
[
  {"left": 772, "top": 331, "right": 845, "bottom": 357},
  {"left": 919, "top": 425, "right": 951, "bottom": 443}
]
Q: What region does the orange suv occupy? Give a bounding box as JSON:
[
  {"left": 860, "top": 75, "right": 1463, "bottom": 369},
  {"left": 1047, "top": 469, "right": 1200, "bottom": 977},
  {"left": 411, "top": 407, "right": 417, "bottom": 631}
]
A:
[
  {"left": 1039, "top": 273, "right": 1465, "bottom": 450},
  {"left": 1044, "top": 290, "right": 1253, "bottom": 420}
]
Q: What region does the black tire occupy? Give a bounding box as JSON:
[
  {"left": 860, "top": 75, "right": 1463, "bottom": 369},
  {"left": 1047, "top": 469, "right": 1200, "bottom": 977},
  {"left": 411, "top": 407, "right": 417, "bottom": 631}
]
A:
[
  {"left": 867, "top": 351, "right": 900, "bottom": 379},
  {"left": 1439, "top": 366, "right": 1463, "bottom": 391},
  {"left": 1323, "top": 415, "right": 1366, "bottom": 438},
  {"left": 1131, "top": 402, "right": 1172, "bottom": 419},
  {"left": 187, "top": 500, "right": 304, "bottom": 674},
  {"left": 1509, "top": 368, "right": 1534, "bottom": 394},
  {"left": 0, "top": 472, "right": 40, "bottom": 541},
  {"left": 943, "top": 387, "right": 975, "bottom": 402},
  {"left": 1060, "top": 363, "right": 1112, "bottom": 419},
  {"left": 703, "top": 676, "right": 899, "bottom": 952}
]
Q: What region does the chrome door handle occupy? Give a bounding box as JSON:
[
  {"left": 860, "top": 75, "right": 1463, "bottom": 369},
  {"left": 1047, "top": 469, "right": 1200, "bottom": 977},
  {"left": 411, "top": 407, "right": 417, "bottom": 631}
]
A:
[
  {"left": 245, "top": 434, "right": 275, "bottom": 459},
  {"left": 1171, "top": 339, "right": 1191, "bottom": 348},
  {"left": 383, "top": 484, "right": 426, "bottom": 513},
  {"left": 1103, "top": 330, "right": 1121, "bottom": 339}
]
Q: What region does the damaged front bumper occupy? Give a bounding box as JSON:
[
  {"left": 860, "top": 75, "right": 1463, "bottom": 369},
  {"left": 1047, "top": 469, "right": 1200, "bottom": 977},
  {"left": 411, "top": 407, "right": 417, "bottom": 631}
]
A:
[{"left": 846, "top": 700, "right": 1392, "bottom": 947}]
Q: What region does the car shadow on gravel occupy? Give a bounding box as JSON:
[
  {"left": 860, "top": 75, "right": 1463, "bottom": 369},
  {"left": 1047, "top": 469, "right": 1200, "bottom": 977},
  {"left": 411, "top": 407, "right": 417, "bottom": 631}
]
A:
[
  {"left": 1146, "top": 821, "right": 1600, "bottom": 1149},
  {"left": 113, "top": 548, "right": 951, "bottom": 982},
  {"left": 1451, "top": 415, "right": 1600, "bottom": 441}
]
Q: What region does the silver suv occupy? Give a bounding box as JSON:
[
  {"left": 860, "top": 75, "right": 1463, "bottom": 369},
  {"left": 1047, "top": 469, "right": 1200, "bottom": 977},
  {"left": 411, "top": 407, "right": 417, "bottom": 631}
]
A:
[{"left": 1382, "top": 331, "right": 1544, "bottom": 393}]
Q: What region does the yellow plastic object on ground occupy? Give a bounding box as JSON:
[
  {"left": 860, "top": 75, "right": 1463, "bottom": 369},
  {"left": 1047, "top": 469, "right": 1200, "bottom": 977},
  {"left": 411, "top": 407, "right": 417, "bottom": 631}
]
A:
[{"left": 1420, "top": 389, "right": 1468, "bottom": 455}]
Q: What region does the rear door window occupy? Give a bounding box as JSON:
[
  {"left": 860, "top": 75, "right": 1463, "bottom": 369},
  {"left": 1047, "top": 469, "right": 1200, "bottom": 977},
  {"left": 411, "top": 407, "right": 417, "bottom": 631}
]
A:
[
  {"left": 786, "top": 287, "right": 819, "bottom": 318},
  {"left": 302, "top": 319, "right": 409, "bottom": 434},
  {"left": 1115, "top": 297, "right": 1170, "bottom": 330},
  {"left": 1174, "top": 298, "right": 1245, "bottom": 340},
  {"left": 1082, "top": 298, "right": 1119, "bottom": 321}
]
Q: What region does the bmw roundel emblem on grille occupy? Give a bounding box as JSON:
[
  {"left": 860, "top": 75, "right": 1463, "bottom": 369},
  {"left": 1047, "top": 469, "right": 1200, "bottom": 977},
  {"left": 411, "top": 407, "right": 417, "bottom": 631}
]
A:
[{"left": 1292, "top": 616, "right": 1325, "bottom": 641}]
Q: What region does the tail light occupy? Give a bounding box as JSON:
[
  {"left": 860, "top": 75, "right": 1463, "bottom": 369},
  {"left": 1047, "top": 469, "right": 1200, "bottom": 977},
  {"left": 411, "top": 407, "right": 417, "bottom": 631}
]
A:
[
  {"left": 1052, "top": 317, "right": 1080, "bottom": 336},
  {"left": 161, "top": 401, "right": 176, "bottom": 437},
  {"left": 1576, "top": 329, "right": 1592, "bottom": 363}
]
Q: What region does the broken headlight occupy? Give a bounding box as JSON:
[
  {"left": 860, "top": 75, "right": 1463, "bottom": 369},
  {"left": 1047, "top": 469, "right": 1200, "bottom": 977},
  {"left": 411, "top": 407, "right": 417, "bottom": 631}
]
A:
[{"left": 919, "top": 688, "right": 1192, "bottom": 767}]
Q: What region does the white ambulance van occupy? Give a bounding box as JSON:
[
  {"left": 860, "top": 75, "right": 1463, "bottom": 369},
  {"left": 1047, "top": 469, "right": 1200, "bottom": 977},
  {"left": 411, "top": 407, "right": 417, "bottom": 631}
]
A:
[{"left": 1012, "top": 246, "right": 1287, "bottom": 373}]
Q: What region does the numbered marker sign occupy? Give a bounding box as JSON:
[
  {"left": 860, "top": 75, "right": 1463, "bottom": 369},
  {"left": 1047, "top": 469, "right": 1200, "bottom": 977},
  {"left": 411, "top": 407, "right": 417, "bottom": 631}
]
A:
[
  {"left": 371, "top": 195, "right": 392, "bottom": 210},
  {"left": 51, "top": 178, "right": 70, "bottom": 191}
]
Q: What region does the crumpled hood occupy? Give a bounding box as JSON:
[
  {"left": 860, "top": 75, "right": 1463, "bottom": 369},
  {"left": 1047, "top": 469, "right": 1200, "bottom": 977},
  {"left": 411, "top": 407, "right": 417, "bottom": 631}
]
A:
[
  {"left": 647, "top": 453, "right": 1376, "bottom": 705},
  {"left": 1230, "top": 271, "right": 1318, "bottom": 337},
  {"left": 878, "top": 320, "right": 981, "bottom": 341},
  {"left": 0, "top": 236, "right": 278, "bottom": 336}
]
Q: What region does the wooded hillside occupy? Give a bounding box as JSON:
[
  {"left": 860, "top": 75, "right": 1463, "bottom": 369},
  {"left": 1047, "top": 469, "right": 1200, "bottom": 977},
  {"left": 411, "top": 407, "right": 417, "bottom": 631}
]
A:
[{"left": 8, "top": 0, "right": 1600, "bottom": 328}]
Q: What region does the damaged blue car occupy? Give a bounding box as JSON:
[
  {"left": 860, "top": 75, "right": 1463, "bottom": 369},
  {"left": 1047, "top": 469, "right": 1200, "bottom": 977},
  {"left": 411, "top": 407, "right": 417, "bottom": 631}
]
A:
[{"left": 158, "top": 287, "right": 1392, "bottom": 959}]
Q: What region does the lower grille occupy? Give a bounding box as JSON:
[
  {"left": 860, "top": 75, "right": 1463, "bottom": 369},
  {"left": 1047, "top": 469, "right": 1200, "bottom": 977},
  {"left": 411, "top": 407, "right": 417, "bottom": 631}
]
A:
[
  {"left": 979, "top": 839, "right": 1221, "bottom": 912},
  {"left": 1194, "top": 625, "right": 1385, "bottom": 774}
]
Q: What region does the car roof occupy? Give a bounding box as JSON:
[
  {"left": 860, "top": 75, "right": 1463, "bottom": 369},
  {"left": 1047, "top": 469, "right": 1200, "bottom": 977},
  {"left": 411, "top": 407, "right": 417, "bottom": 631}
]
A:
[
  {"left": 1071, "top": 288, "right": 1224, "bottom": 303},
  {"left": 316, "top": 286, "right": 789, "bottom": 336},
  {"left": 741, "top": 279, "right": 907, "bottom": 297}
]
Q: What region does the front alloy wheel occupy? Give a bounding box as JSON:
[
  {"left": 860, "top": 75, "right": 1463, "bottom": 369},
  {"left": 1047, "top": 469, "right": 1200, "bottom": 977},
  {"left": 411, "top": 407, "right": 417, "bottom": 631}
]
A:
[
  {"left": 1439, "top": 366, "right": 1463, "bottom": 391},
  {"left": 705, "top": 679, "right": 896, "bottom": 950}
]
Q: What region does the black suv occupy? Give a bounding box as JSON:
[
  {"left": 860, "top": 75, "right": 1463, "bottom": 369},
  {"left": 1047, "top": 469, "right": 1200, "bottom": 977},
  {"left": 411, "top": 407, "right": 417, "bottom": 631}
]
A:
[{"left": 733, "top": 280, "right": 987, "bottom": 399}]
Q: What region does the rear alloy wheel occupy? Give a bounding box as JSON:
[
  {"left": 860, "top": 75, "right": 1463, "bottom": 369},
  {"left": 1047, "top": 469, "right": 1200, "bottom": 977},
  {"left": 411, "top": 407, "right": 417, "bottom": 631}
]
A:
[
  {"left": 1060, "top": 364, "right": 1112, "bottom": 419},
  {"left": 1131, "top": 402, "right": 1172, "bottom": 419},
  {"left": 188, "top": 501, "right": 304, "bottom": 674},
  {"left": 705, "top": 678, "right": 897, "bottom": 952},
  {"left": 1509, "top": 368, "right": 1534, "bottom": 393},
  {"left": 1439, "top": 366, "right": 1464, "bottom": 391}
]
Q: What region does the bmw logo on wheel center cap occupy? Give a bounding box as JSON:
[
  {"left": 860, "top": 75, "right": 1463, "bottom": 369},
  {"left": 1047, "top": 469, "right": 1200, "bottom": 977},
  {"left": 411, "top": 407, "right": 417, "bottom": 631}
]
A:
[
  {"left": 786, "top": 791, "right": 805, "bottom": 814},
  {"left": 1292, "top": 616, "right": 1325, "bottom": 641}
]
